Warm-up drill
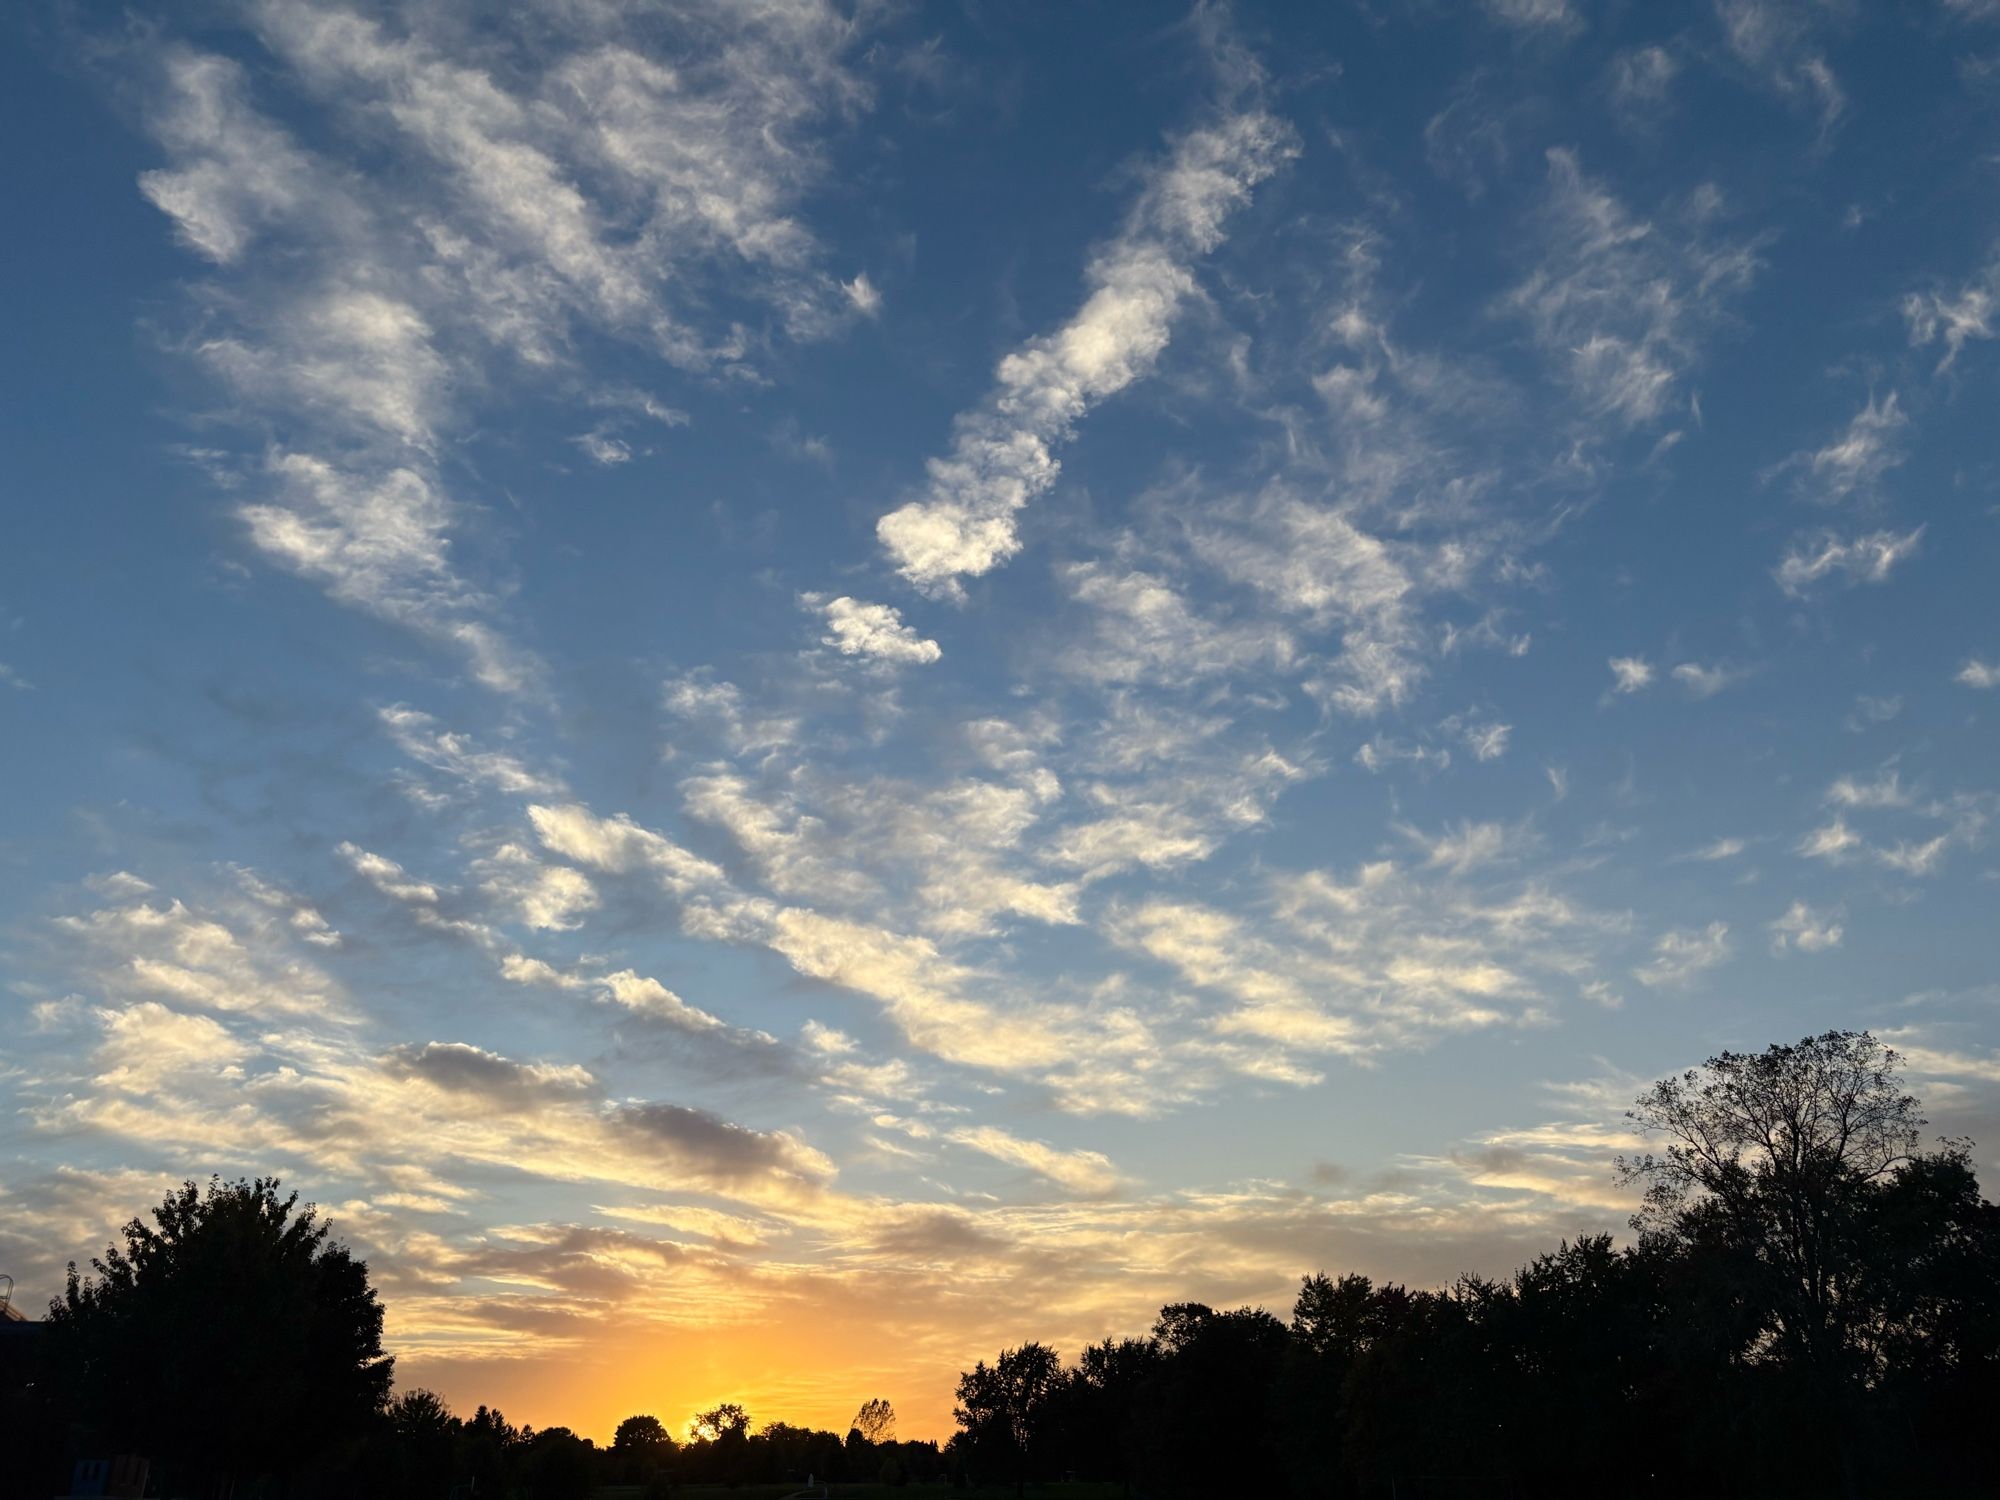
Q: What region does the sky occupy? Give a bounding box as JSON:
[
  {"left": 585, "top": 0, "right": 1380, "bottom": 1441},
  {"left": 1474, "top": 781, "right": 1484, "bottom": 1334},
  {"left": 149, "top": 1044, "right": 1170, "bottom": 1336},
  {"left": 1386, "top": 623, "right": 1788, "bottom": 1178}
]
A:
[{"left": 3, "top": 0, "right": 2000, "bottom": 1446}]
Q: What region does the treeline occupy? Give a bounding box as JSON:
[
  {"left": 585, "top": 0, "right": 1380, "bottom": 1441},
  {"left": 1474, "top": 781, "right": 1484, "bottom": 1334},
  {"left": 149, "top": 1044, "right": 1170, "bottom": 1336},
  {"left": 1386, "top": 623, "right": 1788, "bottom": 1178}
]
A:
[
  {"left": 4, "top": 1032, "right": 1997, "bottom": 1498},
  {"left": 0, "top": 1176, "right": 940, "bottom": 1499},
  {"left": 350, "top": 1395, "right": 946, "bottom": 1498},
  {"left": 946, "top": 1033, "right": 2000, "bottom": 1498}
]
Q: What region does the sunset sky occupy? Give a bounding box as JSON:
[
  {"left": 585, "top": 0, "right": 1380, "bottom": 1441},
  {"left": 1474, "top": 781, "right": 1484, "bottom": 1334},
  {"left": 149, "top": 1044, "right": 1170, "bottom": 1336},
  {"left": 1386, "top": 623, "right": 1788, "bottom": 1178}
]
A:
[{"left": 4, "top": 0, "right": 2000, "bottom": 1444}]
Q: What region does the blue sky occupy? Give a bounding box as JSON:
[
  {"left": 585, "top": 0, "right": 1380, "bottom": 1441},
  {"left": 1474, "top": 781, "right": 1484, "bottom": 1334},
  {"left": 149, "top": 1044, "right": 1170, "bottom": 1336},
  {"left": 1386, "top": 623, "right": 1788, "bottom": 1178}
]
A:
[{"left": 4, "top": 0, "right": 1999, "bottom": 1439}]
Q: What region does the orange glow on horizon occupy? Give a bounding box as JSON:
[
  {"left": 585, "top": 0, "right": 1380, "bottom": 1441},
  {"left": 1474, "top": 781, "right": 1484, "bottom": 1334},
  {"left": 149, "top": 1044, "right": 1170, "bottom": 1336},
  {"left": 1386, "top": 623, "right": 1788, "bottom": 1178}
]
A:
[{"left": 396, "top": 1318, "right": 963, "bottom": 1447}]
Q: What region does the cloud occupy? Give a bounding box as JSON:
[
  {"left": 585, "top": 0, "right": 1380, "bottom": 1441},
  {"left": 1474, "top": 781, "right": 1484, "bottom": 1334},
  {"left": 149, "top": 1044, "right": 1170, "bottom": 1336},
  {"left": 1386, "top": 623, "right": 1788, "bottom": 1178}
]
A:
[
  {"left": 1826, "top": 771, "right": 1912, "bottom": 811},
  {"left": 1607, "top": 656, "right": 1653, "bottom": 693},
  {"left": 1180, "top": 489, "right": 1417, "bottom": 712},
  {"left": 241, "top": 455, "right": 537, "bottom": 694},
  {"left": 476, "top": 845, "right": 598, "bottom": 931},
  {"left": 813, "top": 596, "right": 941, "bottom": 665},
  {"left": 1481, "top": 0, "right": 1579, "bottom": 31},
  {"left": 383, "top": 1041, "right": 596, "bottom": 1105},
  {"left": 1775, "top": 527, "right": 1923, "bottom": 595},
  {"left": 1055, "top": 562, "right": 1294, "bottom": 687},
  {"left": 1609, "top": 46, "right": 1678, "bottom": 113},
  {"left": 0, "top": 662, "right": 34, "bottom": 691},
  {"left": 1800, "top": 393, "right": 1907, "bottom": 504},
  {"left": 1410, "top": 820, "right": 1517, "bottom": 875},
  {"left": 1768, "top": 901, "right": 1842, "bottom": 954},
  {"left": 137, "top": 49, "right": 322, "bottom": 265},
  {"left": 381, "top": 705, "right": 563, "bottom": 796},
  {"left": 93, "top": 1001, "right": 249, "bottom": 1091},
  {"left": 946, "top": 1126, "right": 1124, "bottom": 1196},
  {"left": 1632, "top": 922, "right": 1730, "bottom": 988},
  {"left": 53, "top": 887, "right": 345, "bottom": 1019},
  {"left": 1905, "top": 260, "right": 2000, "bottom": 373},
  {"left": 1797, "top": 817, "right": 1863, "bottom": 862},
  {"left": 1845, "top": 694, "right": 1901, "bottom": 731},
  {"left": 1671, "top": 661, "right": 1741, "bottom": 699},
  {"left": 134, "top": 1, "right": 881, "bottom": 688},
  {"left": 876, "top": 109, "right": 1296, "bottom": 596},
  {"left": 611, "top": 1103, "right": 834, "bottom": 1187},
  {"left": 1713, "top": 0, "right": 1846, "bottom": 135},
  {"left": 527, "top": 804, "right": 724, "bottom": 894},
  {"left": 1958, "top": 659, "right": 2000, "bottom": 689},
  {"left": 1678, "top": 837, "right": 1746, "bottom": 862},
  {"left": 1502, "top": 147, "right": 1759, "bottom": 429}
]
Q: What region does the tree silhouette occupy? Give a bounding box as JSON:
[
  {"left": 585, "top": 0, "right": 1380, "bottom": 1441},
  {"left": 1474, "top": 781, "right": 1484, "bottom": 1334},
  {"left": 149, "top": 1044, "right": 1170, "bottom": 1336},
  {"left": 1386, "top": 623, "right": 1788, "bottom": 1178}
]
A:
[
  {"left": 954, "top": 1342, "right": 1062, "bottom": 1493},
  {"left": 613, "top": 1413, "right": 670, "bottom": 1450},
  {"left": 387, "top": 1388, "right": 459, "bottom": 1499},
  {"left": 44, "top": 1176, "right": 391, "bottom": 1485},
  {"left": 852, "top": 1395, "right": 896, "bottom": 1442},
  {"left": 688, "top": 1401, "right": 751, "bottom": 1442}
]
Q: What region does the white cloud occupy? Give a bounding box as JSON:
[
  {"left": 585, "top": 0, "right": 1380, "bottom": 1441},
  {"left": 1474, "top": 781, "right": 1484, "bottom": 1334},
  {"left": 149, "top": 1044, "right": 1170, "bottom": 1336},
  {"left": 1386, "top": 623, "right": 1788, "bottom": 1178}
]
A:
[
  {"left": 813, "top": 595, "right": 941, "bottom": 665},
  {"left": 1482, "top": 0, "right": 1578, "bottom": 30},
  {"left": 1958, "top": 659, "right": 2000, "bottom": 689},
  {"left": 1607, "top": 656, "right": 1653, "bottom": 693},
  {"left": 1769, "top": 900, "right": 1842, "bottom": 954},
  {"left": 1056, "top": 562, "right": 1293, "bottom": 687},
  {"left": 876, "top": 109, "right": 1296, "bottom": 596},
  {"left": 476, "top": 845, "right": 598, "bottom": 931},
  {"left": 1845, "top": 694, "right": 1901, "bottom": 730},
  {"left": 1905, "top": 261, "right": 2000, "bottom": 373},
  {"left": 241, "top": 455, "right": 537, "bottom": 694},
  {"left": 1671, "top": 661, "right": 1741, "bottom": 699},
  {"left": 1632, "top": 922, "right": 1730, "bottom": 988},
  {"left": 1502, "top": 148, "right": 1759, "bottom": 429},
  {"left": 1797, "top": 817, "right": 1862, "bottom": 862},
  {"left": 137, "top": 49, "right": 322, "bottom": 265},
  {"left": 1713, "top": 1, "right": 1845, "bottom": 135},
  {"left": 0, "top": 662, "right": 32, "bottom": 692},
  {"left": 1775, "top": 527, "right": 1923, "bottom": 595},
  {"left": 1801, "top": 393, "right": 1906, "bottom": 503},
  {"left": 1609, "top": 46, "right": 1678, "bottom": 112},
  {"left": 1411, "top": 820, "right": 1516, "bottom": 875},
  {"left": 380, "top": 705, "right": 563, "bottom": 796},
  {"left": 1826, "top": 770, "right": 1912, "bottom": 811},
  {"left": 1679, "top": 837, "right": 1746, "bottom": 862},
  {"left": 946, "top": 1125, "right": 1124, "bottom": 1196}
]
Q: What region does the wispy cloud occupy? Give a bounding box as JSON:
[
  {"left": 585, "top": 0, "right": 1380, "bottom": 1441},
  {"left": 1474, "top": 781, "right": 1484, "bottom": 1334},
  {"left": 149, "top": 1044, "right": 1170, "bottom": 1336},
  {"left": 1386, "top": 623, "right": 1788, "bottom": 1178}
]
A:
[
  {"left": 877, "top": 109, "right": 1296, "bottom": 596},
  {"left": 1632, "top": 922, "right": 1730, "bottom": 988}
]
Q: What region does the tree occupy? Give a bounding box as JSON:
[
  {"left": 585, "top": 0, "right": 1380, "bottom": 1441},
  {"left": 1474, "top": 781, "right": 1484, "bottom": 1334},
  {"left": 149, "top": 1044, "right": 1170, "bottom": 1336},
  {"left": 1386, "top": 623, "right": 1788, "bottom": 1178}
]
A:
[
  {"left": 614, "top": 1413, "right": 670, "bottom": 1451},
  {"left": 1619, "top": 1030, "right": 1924, "bottom": 1376},
  {"left": 1618, "top": 1029, "right": 1998, "bottom": 1493},
  {"left": 852, "top": 1396, "right": 896, "bottom": 1443},
  {"left": 688, "top": 1402, "right": 751, "bottom": 1442},
  {"left": 1067, "top": 1336, "right": 1160, "bottom": 1487},
  {"left": 44, "top": 1176, "right": 392, "bottom": 1484},
  {"left": 954, "top": 1342, "right": 1063, "bottom": 1493},
  {"left": 519, "top": 1425, "right": 594, "bottom": 1500},
  {"left": 388, "top": 1388, "right": 461, "bottom": 1499},
  {"left": 611, "top": 1413, "right": 675, "bottom": 1484},
  {"left": 1137, "top": 1304, "right": 1290, "bottom": 1497}
]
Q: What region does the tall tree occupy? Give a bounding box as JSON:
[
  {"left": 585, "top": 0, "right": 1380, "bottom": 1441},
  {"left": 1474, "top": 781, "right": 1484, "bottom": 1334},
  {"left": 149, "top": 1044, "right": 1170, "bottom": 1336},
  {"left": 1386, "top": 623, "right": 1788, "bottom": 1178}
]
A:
[
  {"left": 1619, "top": 1030, "right": 1923, "bottom": 1374},
  {"left": 45, "top": 1176, "right": 392, "bottom": 1484},
  {"left": 954, "top": 1342, "right": 1063, "bottom": 1493},
  {"left": 851, "top": 1396, "right": 896, "bottom": 1443}
]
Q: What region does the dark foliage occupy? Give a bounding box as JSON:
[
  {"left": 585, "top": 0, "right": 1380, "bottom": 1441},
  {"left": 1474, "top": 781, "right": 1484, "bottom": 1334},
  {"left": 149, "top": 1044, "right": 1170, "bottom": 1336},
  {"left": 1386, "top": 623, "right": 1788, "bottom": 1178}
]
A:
[
  {"left": 944, "top": 1033, "right": 2000, "bottom": 1499},
  {"left": 4, "top": 1031, "right": 1995, "bottom": 1499},
  {"left": 38, "top": 1176, "right": 392, "bottom": 1494}
]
